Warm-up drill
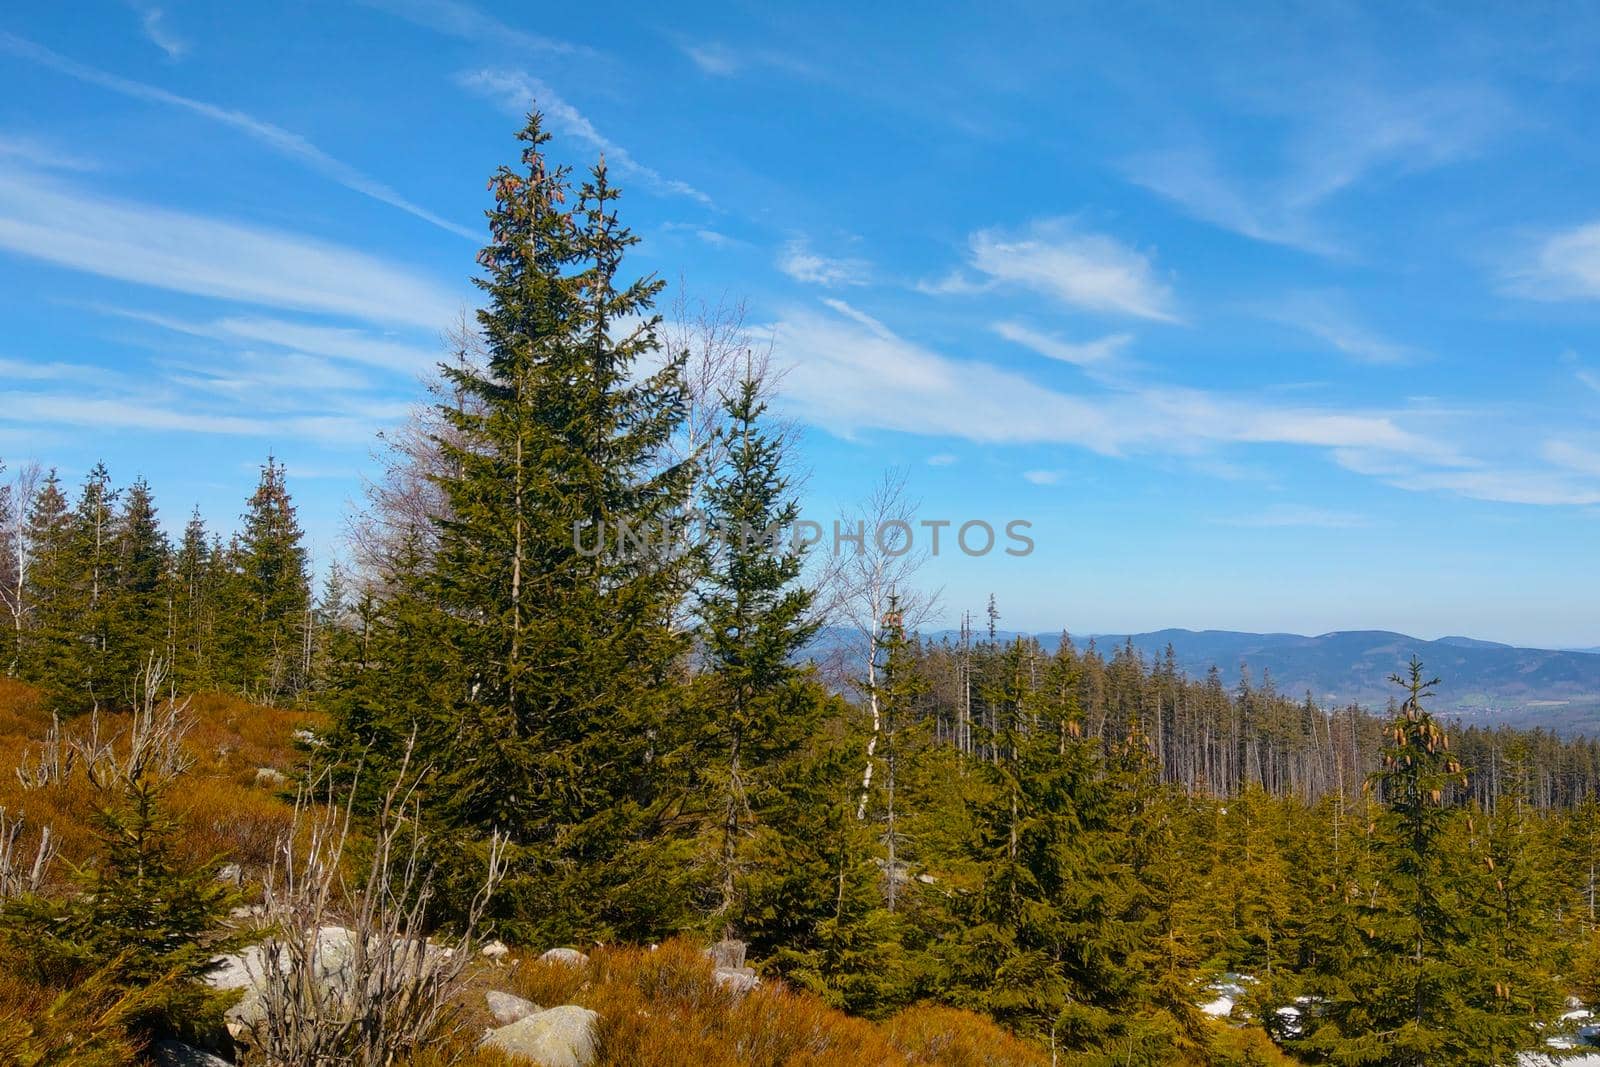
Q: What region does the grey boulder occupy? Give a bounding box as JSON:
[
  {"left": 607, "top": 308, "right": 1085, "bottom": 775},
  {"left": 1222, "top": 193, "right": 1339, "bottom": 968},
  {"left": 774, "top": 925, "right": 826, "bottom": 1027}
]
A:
[
  {"left": 481, "top": 1005, "right": 600, "bottom": 1067},
  {"left": 487, "top": 989, "right": 540, "bottom": 1025}
]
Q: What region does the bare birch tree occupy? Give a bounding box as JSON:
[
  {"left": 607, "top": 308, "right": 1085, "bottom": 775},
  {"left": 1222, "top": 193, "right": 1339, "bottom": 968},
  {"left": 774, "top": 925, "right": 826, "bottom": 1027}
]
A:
[
  {"left": 820, "top": 469, "right": 937, "bottom": 820},
  {"left": 0, "top": 460, "right": 41, "bottom": 677}
]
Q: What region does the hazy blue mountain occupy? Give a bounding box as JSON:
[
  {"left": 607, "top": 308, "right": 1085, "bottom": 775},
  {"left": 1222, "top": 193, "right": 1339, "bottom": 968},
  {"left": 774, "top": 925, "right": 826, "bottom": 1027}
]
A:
[{"left": 813, "top": 626, "right": 1600, "bottom": 735}]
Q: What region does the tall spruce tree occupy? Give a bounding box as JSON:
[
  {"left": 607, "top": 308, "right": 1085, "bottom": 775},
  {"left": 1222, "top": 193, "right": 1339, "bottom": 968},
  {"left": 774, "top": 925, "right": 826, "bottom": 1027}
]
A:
[
  {"left": 228, "top": 458, "right": 309, "bottom": 701},
  {"left": 695, "top": 369, "right": 821, "bottom": 925},
  {"left": 333, "top": 114, "right": 698, "bottom": 943},
  {"left": 70, "top": 463, "right": 119, "bottom": 710},
  {"left": 19, "top": 472, "right": 79, "bottom": 708},
  {"left": 1291, "top": 658, "right": 1562, "bottom": 1065},
  {"left": 171, "top": 509, "right": 214, "bottom": 691},
  {"left": 108, "top": 477, "right": 171, "bottom": 698}
]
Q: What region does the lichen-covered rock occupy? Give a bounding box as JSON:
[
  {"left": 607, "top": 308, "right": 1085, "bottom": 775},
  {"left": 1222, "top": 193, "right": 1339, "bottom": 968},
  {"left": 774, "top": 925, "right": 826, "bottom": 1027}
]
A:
[
  {"left": 254, "top": 767, "right": 287, "bottom": 788},
  {"left": 481, "top": 938, "right": 510, "bottom": 961},
  {"left": 487, "top": 989, "right": 539, "bottom": 1025},
  {"left": 151, "top": 1039, "right": 234, "bottom": 1067},
  {"left": 481, "top": 1005, "right": 599, "bottom": 1067},
  {"left": 705, "top": 938, "right": 746, "bottom": 970},
  {"left": 713, "top": 966, "right": 759, "bottom": 995},
  {"left": 539, "top": 946, "right": 588, "bottom": 967}
]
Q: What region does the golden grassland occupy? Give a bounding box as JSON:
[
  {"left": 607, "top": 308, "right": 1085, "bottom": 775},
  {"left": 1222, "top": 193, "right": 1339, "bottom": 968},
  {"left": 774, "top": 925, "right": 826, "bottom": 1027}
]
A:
[
  {"left": 0, "top": 677, "right": 1297, "bottom": 1066},
  {"left": 0, "top": 676, "right": 317, "bottom": 880}
]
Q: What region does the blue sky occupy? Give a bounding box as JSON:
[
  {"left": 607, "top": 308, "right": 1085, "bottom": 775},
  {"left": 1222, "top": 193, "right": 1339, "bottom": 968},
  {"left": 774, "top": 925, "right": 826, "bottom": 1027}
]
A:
[{"left": 3, "top": 2, "right": 1600, "bottom": 647}]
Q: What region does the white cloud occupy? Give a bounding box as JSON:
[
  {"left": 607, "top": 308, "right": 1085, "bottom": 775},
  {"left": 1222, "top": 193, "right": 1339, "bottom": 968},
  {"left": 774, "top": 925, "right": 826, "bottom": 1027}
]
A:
[
  {"left": 1544, "top": 440, "right": 1600, "bottom": 478},
  {"left": 1022, "top": 470, "right": 1063, "bottom": 485},
  {"left": 0, "top": 388, "right": 408, "bottom": 446},
  {"left": 818, "top": 299, "right": 894, "bottom": 338},
  {"left": 1334, "top": 447, "right": 1600, "bottom": 507},
  {"left": 992, "top": 321, "right": 1132, "bottom": 367},
  {"left": 1505, "top": 222, "right": 1600, "bottom": 302},
  {"left": 965, "top": 220, "right": 1178, "bottom": 322},
  {"left": 358, "top": 0, "right": 590, "bottom": 56},
  {"left": 0, "top": 168, "right": 462, "bottom": 330},
  {"left": 105, "top": 308, "right": 439, "bottom": 373},
  {"left": 771, "top": 302, "right": 1600, "bottom": 508},
  {"left": 0, "top": 393, "right": 269, "bottom": 436},
  {"left": 0, "top": 33, "right": 475, "bottom": 240},
  {"left": 128, "top": 2, "right": 188, "bottom": 60},
  {"left": 926, "top": 453, "right": 957, "bottom": 467},
  {"left": 678, "top": 40, "right": 817, "bottom": 81},
  {"left": 779, "top": 239, "right": 870, "bottom": 287},
  {"left": 459, "top": 69, "right": 711, "bottom": 205},
  {"left": 1270, "top": 291, "right": 1417, "bottom": 365},
  {"left": 1127, "top": 83, "right": 1507, "bottom": 254},
  {"left": 0, "top": 133, "right": 95, "bottom": 172},
  {"left": 167, "top": 352, "right": 374, "bottom": 396},
  {"left": 768, "top": 300, "right": 1439, "bottom": 461},
  {"left": 683, "top": 42, "right": 743, "bottom": 76},
  {"left": 1218, "top": 505, "right": 1373, "bottom": 529}
]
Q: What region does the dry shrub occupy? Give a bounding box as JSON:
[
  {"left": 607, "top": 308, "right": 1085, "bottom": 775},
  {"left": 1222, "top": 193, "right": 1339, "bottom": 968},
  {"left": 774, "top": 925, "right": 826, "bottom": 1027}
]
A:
[
  {"left": 0, "top": 677, "right": 314, "bottom": 883},
  {"left": 438, "top": 940, "right": 916, "bottom": 1067},
  {"left": 238, "top": 750, "right": 505, "bottom": 1067},
  {"left": 1204, "top": 1023, "right": 1303, "bottom": 1066},
  {"left": 885, "top": 1003, "right": 1049, "bottom": 1066},
  {"left": 0, "top": 961, "right": 153, "bottom": 1066}
]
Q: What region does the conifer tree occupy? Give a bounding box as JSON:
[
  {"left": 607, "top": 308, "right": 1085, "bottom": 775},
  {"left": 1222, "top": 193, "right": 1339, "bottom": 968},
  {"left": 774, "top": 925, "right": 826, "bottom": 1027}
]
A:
[
  {"left": 229, "top": 458, "right": 310, "bottom": 701},
  {"left": 171, "top": 509, "right": 214, "bottom": 691},
  {"left": 953, "top": 637, "right": 1133, "bottom": 1052},
  {"left": 695, "top": 368, "right": 821, "bottom": 924},
  {"left": 332, "top": 114, "right": 697, "bottom": 943},
  {"left": 70, "top": 463, "right": 119, "bottom": 709},
  {"left": 19, "top": 472, "right": 79, "bottom": 707},
  {"left": 1291, "top": 658, "right": 1561, "bottom": 1066},
  {"left": 108, "top": 477, "right": 171, "bottom": 697},
  {"left": 0, "top": 461, "right": 24, "bottom": 677}
]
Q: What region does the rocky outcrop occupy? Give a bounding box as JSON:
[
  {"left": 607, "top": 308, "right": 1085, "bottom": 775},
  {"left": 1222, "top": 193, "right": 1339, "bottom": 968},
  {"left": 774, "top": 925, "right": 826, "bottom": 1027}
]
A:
[
  {"left": 712, "top": 966, "right": 759, "bottom": 994},
  {"left": 151, "top": 1040, "right": 234, "bottom": 1067},
  {"left": 705, "top": 938, "right": 759, "bottom": 995},
  {"left": 481, "top": 1004, "right": 599, "bottom": 1067},
  {"left": 486, "top": 989, "right": 540, "bottom": 1025}
]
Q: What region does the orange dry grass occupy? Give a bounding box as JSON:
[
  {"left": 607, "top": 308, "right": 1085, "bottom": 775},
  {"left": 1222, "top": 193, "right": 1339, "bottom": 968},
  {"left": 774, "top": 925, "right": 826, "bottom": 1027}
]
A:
[
  {"left": 404, "top": 939, "right": 1050, "bottom": 1067},
  {"left": 885, "top": 1003, "right": 1055, "bottom": 1066},
  {"left": 0, "top": 676, "right": 317, "bottom": 881}
]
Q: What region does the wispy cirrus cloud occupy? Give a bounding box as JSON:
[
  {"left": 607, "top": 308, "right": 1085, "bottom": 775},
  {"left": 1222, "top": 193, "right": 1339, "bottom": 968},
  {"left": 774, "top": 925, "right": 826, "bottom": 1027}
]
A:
[
  {"left": 1269, "top": 291, "right": 1418, "bottom": 365},
  {"left": 0, "top": 133, "right": 96, "bottom": 172},
  {"left": 0, "top": 33, "right": 475, "bottom": 239},
  {"left": 775, "top": 300, "right": 1600, "bottom": 508},
  {"left": 0, "top": 390, "right": 408, "bottom": 446},
  {"left": 927, "top": 219, "right": 1179, "bottom": 322},
  {"left": 778, "top": 238, "right": 870, "bottom": 287},
  {"left": 769, "top": 299, "right": 1437, "bottom": 461},
  {"left": 0, "top": 168, "right": 462, "bottom": 330},
  {"left": 459, "top": 69, "right": 711, "bottom": 205},
  {"left": 1217, "top": 504, "right": 1375, "bottom": 529},
  {"left": 358, "top": 0, "right": 592, "bottom": 57},
  {"left": 679, "top": 40, "right": 817, "bottom": 80},
  {"left": 991, "top": 321, "right": 1132, "bottom": 367},
  {"left": 1127, "top": 82, "right": 1508, "bottom": 255},
  {"left": 1504, "top": 222, "right": 1600, "bottom": 303},
  {"left": 126, "top": 1, "right": 188, "bottom": 60},
  {"left": 103, "top": 308, "right": 440, "bottom": 373}
]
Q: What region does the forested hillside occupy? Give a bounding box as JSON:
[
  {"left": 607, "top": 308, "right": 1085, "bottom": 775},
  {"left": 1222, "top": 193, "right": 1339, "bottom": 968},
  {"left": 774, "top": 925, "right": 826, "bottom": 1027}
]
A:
[{"left": 1, "top": 115, "right": 1598, "bottom": 1066}]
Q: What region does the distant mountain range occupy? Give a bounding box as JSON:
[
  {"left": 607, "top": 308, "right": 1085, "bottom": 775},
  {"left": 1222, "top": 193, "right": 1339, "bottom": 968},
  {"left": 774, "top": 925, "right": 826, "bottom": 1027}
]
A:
[{"left": 815, "top": 627, "right": 1600, "bottom": 736}]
